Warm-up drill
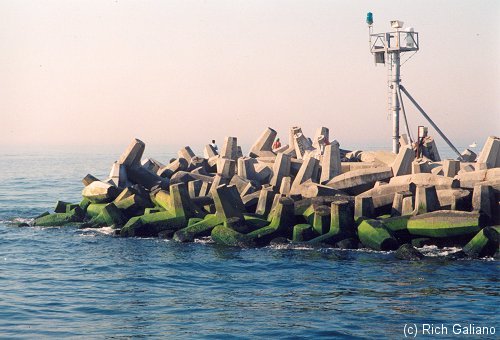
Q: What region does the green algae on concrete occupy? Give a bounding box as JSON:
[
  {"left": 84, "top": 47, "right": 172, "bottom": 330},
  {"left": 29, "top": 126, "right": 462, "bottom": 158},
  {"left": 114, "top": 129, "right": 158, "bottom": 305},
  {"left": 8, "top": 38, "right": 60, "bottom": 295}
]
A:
[
  {"left": 86, "top": 203, "right": 107, "bottom": 219},
  {"left": 407, "top": 210, "right": 481, "bottom": 238},
  {"left": 34, "top": 208, "right": 84, "bottom": 227},
  {"left": 173, "top": 214, "right": 224, "bottom": 242},
  {"left": 293, "top": 224, "right": 314, "bottom": 242},
  {"left": 462, "top": 226, "right": 499, "bottom": 258},
  {"left": 357, "top": 219, "right": 399, "bottom": 251},
  {"left": 211, "top": 224, "right": 255, "bottom": 247},
  {"left": 307, "top": 200, "right": 354, "bottom": 245}
]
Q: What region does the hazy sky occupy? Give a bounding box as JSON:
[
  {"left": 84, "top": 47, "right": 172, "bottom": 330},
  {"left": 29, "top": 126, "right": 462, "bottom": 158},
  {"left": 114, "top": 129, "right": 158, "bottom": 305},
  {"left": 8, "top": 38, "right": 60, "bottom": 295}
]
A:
[{"left": 1, "top": 0, "right": 498, "bottom": 153}]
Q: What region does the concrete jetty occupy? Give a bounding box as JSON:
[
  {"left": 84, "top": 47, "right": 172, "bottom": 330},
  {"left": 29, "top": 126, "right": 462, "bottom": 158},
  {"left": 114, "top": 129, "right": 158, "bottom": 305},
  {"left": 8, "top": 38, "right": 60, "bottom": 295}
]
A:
[{"left": 33, "top": 128, "right": 500, "bottom": 259}]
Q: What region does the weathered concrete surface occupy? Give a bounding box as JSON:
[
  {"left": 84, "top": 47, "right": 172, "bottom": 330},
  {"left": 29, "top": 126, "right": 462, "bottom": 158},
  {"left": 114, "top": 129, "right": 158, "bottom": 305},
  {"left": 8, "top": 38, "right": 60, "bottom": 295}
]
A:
[
  {"left": 157, "top": 158, "right": 189, "bottom": 178},
  {"left": 293, "top": 132, "right": 315, "bottom": 160},
  {"left": 462, "top": 226, "right": 499, "bottom": 258},
  {"left": 392, "top": 145, "right": 415, "bottom": 177},
  {"left": 109, "top": 161, "right": 128, "bottom": 188},
  {"left": 326, "top": 167, "right": 393, "bottom": 195},
  {"left": 220, "top": 136, "right": 238, "bottom": 160},
  {"left": 279, "top": 176, "right": 291, "bottom": 195},
  {"left": 249, "top": 127, "right": 277, "bottom": 158},
  {"left": 177, "top": 146, "right": 196, "bottom": 162},
  {"left": 436, "top": 188, "right": 471, "bottom": 211},
  {"left": 354, "top": 196, "right": 375, "bottom": 220},
  {"left": 461, "top": 149, "right": 477, "bottom": 162},
  {"left": 312, "top": 127, "right": 329, "bottom": 150},
  {"left": 442, "top": 159, "right": 460, "bottom": 178},
  {"left": 212, "top": 185, "right": 246, "bottom": 222},
  {"left": 216, "top": 158, "right": 236, "bottom": 178},
  {"left": 119, "top": 138, "right": 145, "bottom": 167},
  {"left": 82, "top": 181, "right": 120, "bottom": 203},
  {"left": 472, "top": 184, "right": 495, "bottom": 222},
  {"left": 203, "top": 144, "right": 218, "bottom": 158},
  {"left": 389, "top": 173, "right": 459, "bottom": 189},
  {"left": 392, "top": 190, "right": 413, "bottom": 216},
  {"left": 414, "top": 185, "right": 440, "bottom": 215},
  {"left": 359, "top": 150, "right": 397, "bottom": 166},
  {"left": 320, "top": 142, "right": 342, "bottom": 184},
  {"left": 421, "top": 136, "right": 441, "bottom": 161},
  {"left": 300, "top": 181, "right": 343, "bottom": 198},
  {"left": 255, "top": 188, "right": 276, "bottom": 217},
  {"left": 476, "top": 136, "right": 500, "bottom": 168},
  {"left": 357, "top": 219, "right": 399, "bottom": 251},
  {"left": 455, "top": 168, "right": 500, "bottom": 189},
  {"left": 407, "top": 210, "right": 481, "bottom": 238},
  {"left": 127, "top": 165, "right": 169, "bottom": 190},
  {"left": 290, "top": 155, "right": 319, "bottom": 195},
  {"left": 270, "top": 153, "right": 291, "bottom": 189},
  {"left": 82, "top": 174, "right": 99, "bottom": 187}
]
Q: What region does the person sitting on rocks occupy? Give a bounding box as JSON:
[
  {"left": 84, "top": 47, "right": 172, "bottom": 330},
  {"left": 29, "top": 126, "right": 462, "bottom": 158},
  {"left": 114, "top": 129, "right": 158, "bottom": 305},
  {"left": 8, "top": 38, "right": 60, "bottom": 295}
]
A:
[
  {"left": 210, "top": 139, "right": 218, "bottom": 152},
  {"left": 272, "top": 138, "right": 281, "bottom": 150}
]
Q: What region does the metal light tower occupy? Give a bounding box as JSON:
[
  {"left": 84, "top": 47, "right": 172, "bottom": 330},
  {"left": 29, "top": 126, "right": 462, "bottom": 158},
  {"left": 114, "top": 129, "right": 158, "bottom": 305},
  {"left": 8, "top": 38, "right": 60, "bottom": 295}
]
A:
[{"left": 368, "top": 14, "right": 419, "bottom": 154}]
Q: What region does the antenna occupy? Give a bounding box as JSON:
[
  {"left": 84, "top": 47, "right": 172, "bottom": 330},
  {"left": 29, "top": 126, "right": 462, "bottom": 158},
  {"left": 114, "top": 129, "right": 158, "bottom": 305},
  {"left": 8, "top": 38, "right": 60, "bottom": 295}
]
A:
[
  {"left": 367, "top": 14, "right": 463, "bottom": 160},
  {"left": 368, "top": 15, "right": 419, "bottom": 154}
]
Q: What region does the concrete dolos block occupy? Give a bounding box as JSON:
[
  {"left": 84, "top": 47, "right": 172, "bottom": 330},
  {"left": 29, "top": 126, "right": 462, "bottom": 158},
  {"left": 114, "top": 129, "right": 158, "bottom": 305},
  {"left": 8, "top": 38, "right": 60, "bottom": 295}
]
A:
[
  {"left": 82, "top": 181, "right": 120, "bottom": 203},
  {"left": 392, "top": 145, "right": 415, "bottom": 177},
  {"left": 476, "top": 136, "right": 500, "bottom": 169},
  {"left": 326, "top": 167, "right": 393, "bottom": 196},
  {"left": 118, "top": 138, "right": 145, "bottom": 167},
  {"left": 249, "top": 127, "right": 277, "bottom": 158},
  {"left": 320, "top": 142, "right": 342, "bottom": 184}
]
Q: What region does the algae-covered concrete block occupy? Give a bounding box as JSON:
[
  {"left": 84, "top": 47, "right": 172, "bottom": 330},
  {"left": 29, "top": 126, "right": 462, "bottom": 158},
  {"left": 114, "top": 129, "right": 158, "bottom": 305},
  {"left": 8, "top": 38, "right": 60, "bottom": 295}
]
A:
[
  {"left": 320, "top": 142, "right": 342, "bottom": 184},
  {"left": 34, "top": 208, "right": 83, "bottom": 227},
  {"left": 357, "top": 219, "right": 399, "bottom": 251},
  {"left": 82, "top": 181, "right": 120, "bottom": 203},
  {"left": 90, "top": 203, "right": 127, "bottom": 227},
  {"left": 173, "top": 214, "right": 224, "bottom": 242},
  {"left": 392, "top": 145, "right": 415, "bottom": 177},
  {"left": 249, "top": 127, "right": 277, "bottom": 158},
  {"left": 312, "top": 205, "right": 330, "bottom": 235},
  {"left": 213, "top": 184, "right": 246, "bottom": 221},
  {"left": 407, "top": 210, "right": 481, "bottom": 238},
  {"left": 476, "top": 136, "right": 500, "bottom": 168},
  {"left": 118, "top": 138, "right": 145, "bottom": 167},
  {"left": 211, "top": 224, "right": 255, "bottom": 247},
  {"left": 293, "top": 224, "right": 314, "bottom": 242},
  {"left": 245, "top": 197, "right": 295, "bottom": 245},
  {"left": 54, "top": 201, "right": 71, "bottom": 213},
  {"left": 463, "top": 226, "right": 499, "bottom": 258}
]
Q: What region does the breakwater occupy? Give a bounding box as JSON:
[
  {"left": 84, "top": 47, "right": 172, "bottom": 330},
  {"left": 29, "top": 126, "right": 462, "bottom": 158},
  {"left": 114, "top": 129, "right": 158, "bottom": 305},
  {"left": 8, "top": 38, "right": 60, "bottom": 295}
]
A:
[{"left": 30, "top": 127, "right": 500, "bottom": 259}]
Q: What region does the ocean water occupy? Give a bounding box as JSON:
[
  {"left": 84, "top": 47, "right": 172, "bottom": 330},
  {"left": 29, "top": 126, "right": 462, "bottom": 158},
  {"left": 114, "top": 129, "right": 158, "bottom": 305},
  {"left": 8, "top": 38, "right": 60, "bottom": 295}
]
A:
[{"left": 0, "top": 149, "right": 498, "bottom": 339}]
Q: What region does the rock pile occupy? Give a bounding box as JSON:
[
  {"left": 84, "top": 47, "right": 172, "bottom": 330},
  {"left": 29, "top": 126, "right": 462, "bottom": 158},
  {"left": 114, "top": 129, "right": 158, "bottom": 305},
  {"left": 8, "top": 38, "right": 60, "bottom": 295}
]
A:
[{"left": 33, "top": 128, "right": 500, "bottom": 259}]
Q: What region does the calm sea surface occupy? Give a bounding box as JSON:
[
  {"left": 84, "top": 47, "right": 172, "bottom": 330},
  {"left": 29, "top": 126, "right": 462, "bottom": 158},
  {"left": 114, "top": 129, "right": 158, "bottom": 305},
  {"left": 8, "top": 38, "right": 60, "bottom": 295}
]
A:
[{"left": 0, "top": 147, "right": 498, "bottom": 339}]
